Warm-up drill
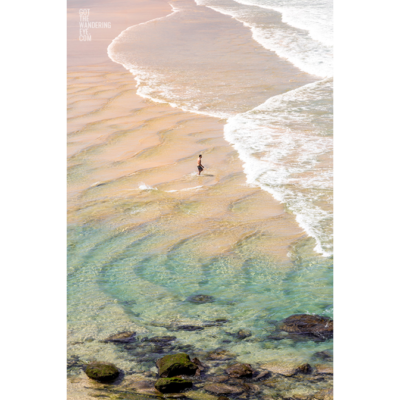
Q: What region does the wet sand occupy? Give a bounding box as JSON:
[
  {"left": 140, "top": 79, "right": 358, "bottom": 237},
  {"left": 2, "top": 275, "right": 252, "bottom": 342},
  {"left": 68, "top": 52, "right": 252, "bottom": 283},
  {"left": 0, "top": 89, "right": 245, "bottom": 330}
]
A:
[
  {"left": 67, "top": 1, "right": 324, "bottom": 398},
  {"left": 68, "top": 65, "right": 307, "bottom": 263},
  {"left": 68, "top": 0, "right": 172, "bottom": 69}
]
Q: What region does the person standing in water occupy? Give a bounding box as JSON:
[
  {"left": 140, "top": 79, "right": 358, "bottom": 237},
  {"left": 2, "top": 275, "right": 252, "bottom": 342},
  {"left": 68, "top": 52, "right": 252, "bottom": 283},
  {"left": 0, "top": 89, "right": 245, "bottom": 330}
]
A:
[{"left": 197, "top": 154, "right": 205, "bottom": 175}]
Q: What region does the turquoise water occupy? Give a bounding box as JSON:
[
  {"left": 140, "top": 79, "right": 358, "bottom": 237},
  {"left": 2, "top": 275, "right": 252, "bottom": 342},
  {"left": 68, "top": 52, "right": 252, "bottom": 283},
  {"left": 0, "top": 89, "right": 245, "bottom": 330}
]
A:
[{"left": 68, "top": 219, "right": 332, "bottom": 370}]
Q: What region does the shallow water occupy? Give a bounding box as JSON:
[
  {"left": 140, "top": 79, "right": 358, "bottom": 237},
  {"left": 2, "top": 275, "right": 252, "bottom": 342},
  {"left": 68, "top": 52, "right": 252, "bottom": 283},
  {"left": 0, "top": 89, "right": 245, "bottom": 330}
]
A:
[
  {"left": 108, "top": 0, "right": 333, "bottom": 256},
  {"left": 67, "top": 0, "right": 333, "bottom": 391}
]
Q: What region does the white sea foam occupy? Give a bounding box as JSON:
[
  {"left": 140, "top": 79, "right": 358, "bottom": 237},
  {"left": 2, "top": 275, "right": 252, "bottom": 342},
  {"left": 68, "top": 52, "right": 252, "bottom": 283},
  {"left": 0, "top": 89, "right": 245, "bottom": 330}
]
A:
[
  {"left": 166, "top": 185, "right": 203, "bottom": 193},
  {"left": 139, "top": 183, "right": 157, "bottom": 190},
  {"left": 107, "top": 0, "right": 333, "bottom": 256},
  {"left": 224, "top": 78, "right": 333, "bottom": 256},
  {"left": 232, "top": 0, "right": 333, "bottom": 47},
  {"left": 195, "top": 0, "right": 332, "bottom": 78}
]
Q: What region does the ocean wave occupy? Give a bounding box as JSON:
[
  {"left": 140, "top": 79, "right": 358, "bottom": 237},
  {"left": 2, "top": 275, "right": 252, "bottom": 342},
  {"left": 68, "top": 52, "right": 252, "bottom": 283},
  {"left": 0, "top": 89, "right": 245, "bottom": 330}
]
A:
[
  {"left": 224, "top": 78, "right": 333, "bottom": 256},
  {"left": 107, "top": 0, "right": 333, "bottom": 256},
  {"left": 195, "top": 0, "right": 332, "bottom": 77}
]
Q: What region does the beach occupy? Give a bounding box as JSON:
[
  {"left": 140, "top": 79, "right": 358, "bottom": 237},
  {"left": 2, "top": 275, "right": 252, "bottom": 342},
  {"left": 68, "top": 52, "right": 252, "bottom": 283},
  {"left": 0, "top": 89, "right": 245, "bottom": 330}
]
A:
[{"left": 67, "top": 0, "right": 333, "bottom": 398}]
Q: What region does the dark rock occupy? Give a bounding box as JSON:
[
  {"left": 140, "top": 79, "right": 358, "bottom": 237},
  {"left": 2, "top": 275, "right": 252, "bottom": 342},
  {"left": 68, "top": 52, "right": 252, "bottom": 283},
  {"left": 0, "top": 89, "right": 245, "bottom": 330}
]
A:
[
  {"left": 203, "top": 319, "right": 230, "bottom": 327},
  {"left": 105, "top": 331, "right": 136, "bottom": 343},
  {"left": 266, "top": 333, "right": 287, "bottom": 341},
  {"left": 152, "top": 345, "right": 168, "bottom": 354},
  {"left": 186, "top": 294, "right": 215, "bottom": 304},
  {"left": 85, "top": 362, "right": 119, "bottom": 382},
  {"left": 226, "top": 363, "right": 254, "bottom": 378},
  {"left": 217, "top": 397, "right": 230, "bottom": 400},
  {"left": 254, "top": 370, "right": 271, "bottom": 381},
  {"left": 148, "top": 336, "right": 177, "bottom": 343},
  {"left": 192, "top": 357, "right": 206, "bottom": 377},
  {"left": 174, "top": 344, "right": 195, "bottom": 352},
  {"left": 207, "top": 349, "right": 235, "bottom": 361},
  {"left": 157, "top": 353, "right": 199, "bottom": 378},
  {"left": 173, "top": 325, "right": 205, "bottom": 331},
  {"left": 297, "top": 363, "right": 312, "bottom": 374},
  {"left": 155, "top": 377, "right": 192, "bottom": 393},
  {"left": 236, "top": 329, "right": 252, "bottom": 340},
  {"left": 222, "top": 340, "right": 232, "bottom": 344},
  {"left": 192, "top": 357, "right": 206, "bottom": 371},
  {"left": 313, "top": 350, "right": 333, "bottom": 362},
  {"left": 279, "top": 314, "right": 333, "bottom": 340},
  {"left": 67, "top": 355, "right": 85, "bottom": 371},
  {"left": 204, "top": 383, "right": 244, "bottom": 395}
]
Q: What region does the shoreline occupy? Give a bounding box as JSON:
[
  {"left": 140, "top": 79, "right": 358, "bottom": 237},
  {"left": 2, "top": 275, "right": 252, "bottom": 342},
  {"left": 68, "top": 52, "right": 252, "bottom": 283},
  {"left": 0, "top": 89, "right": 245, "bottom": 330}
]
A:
[
  {"left": 67, "top": 1, "right": 333, "bottom": 399},
  {"left": 68, "top": 0, "right": 172, "bottom": 70}
]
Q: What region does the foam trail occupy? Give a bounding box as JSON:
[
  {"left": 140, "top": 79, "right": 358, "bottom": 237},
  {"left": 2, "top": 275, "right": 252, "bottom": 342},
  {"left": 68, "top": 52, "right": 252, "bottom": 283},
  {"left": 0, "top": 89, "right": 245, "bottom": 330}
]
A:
[
  {"left": 139, "top": 183, "right": 157, "bottom": 191},
  {"left": 224, "top": 78, "right": 333, "bottom": 256},
  {"left": 195, "top": 0, "right": 332, "bottom": 78},
  {"left": 232, "top": 0, "right": 333, "bottom": 47},
  {"left": 108, "top": 3, "right": 180, "bottom": 56},
  {"left": 166, "top": 186, "right": 203, "bottom": 193}
]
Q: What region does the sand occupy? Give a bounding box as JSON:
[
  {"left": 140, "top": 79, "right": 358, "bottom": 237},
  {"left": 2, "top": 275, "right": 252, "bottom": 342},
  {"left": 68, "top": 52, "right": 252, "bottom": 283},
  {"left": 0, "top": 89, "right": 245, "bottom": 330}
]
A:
[
  {"left": 67, "top": 2, "right": 324, "bottom": 398},
  {"left": 68, "top": 64, "right": 307, "bottom": 263}
]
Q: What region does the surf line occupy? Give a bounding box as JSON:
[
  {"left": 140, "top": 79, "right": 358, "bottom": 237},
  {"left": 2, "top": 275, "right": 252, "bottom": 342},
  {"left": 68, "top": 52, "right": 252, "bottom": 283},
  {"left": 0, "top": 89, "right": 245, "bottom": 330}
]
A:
[
  {"left": 106, "top": 2, "right": 331, "bottom": 257},
  {"left": 107, "top": 3, "right": 181, "bottom": 64}
]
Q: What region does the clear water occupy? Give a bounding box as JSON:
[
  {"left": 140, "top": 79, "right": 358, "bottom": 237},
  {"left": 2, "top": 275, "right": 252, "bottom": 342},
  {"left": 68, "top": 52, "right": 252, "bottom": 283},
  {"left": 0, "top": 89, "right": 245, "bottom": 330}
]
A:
[
  {"left": 67, "top": 0, "right": 333, "bottom": 380},
  {"left": 68, "top": 220, "right": 332, "bottom": 369}
]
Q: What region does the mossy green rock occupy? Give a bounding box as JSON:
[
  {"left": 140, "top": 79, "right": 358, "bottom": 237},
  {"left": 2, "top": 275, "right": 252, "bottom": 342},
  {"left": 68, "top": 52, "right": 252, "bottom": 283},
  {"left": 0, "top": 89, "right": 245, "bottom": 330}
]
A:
[
  {"left": 155, "top": 377, "right": 192, "bottom": 393},
  {"left": 85, "top": 362, "right": 119, "bottom": 382},
  {"left": 157, "top": 353, "right": 198, "bottom": 377}
]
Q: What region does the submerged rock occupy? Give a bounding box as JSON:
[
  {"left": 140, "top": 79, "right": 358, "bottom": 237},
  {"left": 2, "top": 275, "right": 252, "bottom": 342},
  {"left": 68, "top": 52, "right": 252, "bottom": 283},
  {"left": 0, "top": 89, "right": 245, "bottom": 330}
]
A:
[
  {"left": 259, "top": 362, "right": 299, "bottom": 377},
  {"left": 314, "top": 388, "right": 334, "bottom": 400},
  {"left": 157, "top": 353, "right": 199, "bottom": 378},
  {"left": 203, "top": 319, "right": 230, "bottom": 327},
  {"left": 173, "top": 325, "right": 205, "bottom": 331},
  {"left": 155, "top": 377, "right": 192, "bottom": 393},
  {"left": 315, "top": 364, "right": 334, "bottom": 375},
  {"left": 85, "top": 362, "right": 119, "bottom": 382},
  {"left": 147, "top": 336, "right": 177, "bottom": 343},
  {"left": 313, "top": 350, "right": 333, "bottom": 362},
  {"left": 297, "top": 363, "right": 312, "bottom": 374},
  {"left": 254, "top": 370, "right": 271, "bottom": 381},
  {"left": 226, "top": 363, "right": 255, "bottom": 378},
  {"left": 236, "top": 329, "right": 252, "bottom": 340},
  {"left": 204, "top": 383, "right": 244, "bottom": 395},
  {"left": 207, "top": 349, "right": 235, "bottom": 361},
  {"left": 186, "top": 294, "right": 215, "bottom": 304},
  {"left": 279, "top": 314, "right": 333, "bottom": 340},
  {"left": 206, "top": 376, "right": 229, "bottom": 383},
  {"left": 104, "top": 331, "right": 136, "bottom": 343}
]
